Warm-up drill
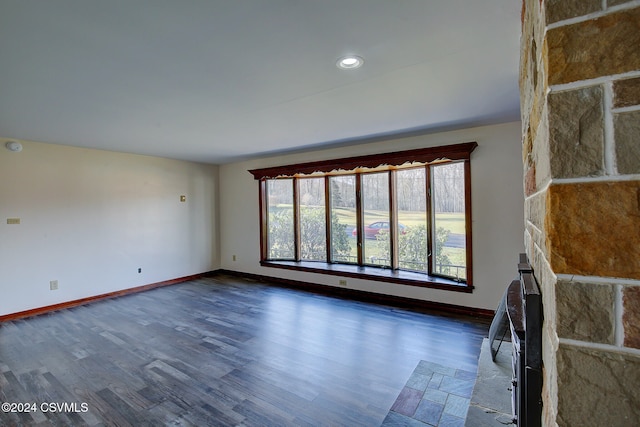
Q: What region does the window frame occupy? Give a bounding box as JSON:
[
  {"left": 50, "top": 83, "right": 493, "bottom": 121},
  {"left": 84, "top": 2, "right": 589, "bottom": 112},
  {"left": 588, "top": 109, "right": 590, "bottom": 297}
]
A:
[{"left": 250, "top": 142, "right": 477, "bottom": 293}]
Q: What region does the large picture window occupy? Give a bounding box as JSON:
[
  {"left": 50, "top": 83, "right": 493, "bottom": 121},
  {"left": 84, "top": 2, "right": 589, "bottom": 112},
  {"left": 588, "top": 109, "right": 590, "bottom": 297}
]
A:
[{"left": 251, "top": 142, "right": 477, "bottom": 292}]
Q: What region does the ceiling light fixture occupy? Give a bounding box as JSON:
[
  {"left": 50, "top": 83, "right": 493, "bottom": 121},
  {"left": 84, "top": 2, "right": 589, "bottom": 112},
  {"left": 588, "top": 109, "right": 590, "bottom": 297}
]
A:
[
  {"left": 5, "top": 140, "right": 22, "bottom": 152},
  {"left": 337, "top": 55, "right": 364, "bottom": 70}
]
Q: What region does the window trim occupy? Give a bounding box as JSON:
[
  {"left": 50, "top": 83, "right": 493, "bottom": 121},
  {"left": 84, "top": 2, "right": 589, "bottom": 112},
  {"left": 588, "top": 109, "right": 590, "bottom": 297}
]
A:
[{"left": 249, "top": 142, "right": 478, "bottom": 292}]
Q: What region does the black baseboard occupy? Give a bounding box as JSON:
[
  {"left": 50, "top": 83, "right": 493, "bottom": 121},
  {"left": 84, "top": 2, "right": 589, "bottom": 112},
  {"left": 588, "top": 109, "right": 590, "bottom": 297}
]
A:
[{"left": 213, "top": 269, "right": 494, "bottom": 321}]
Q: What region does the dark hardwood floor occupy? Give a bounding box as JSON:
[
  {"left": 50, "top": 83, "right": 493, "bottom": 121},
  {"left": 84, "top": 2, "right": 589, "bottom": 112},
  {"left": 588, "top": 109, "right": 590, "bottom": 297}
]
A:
[{"left": 0, "top": 274, "right": 489, "bottom": 426}]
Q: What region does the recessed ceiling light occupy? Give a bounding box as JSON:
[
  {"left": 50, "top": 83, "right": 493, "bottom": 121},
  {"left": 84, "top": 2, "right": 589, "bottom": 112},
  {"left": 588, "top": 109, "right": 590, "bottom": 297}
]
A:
[{"left": 337, "top": 55, "right": 364, "bottom": 70}]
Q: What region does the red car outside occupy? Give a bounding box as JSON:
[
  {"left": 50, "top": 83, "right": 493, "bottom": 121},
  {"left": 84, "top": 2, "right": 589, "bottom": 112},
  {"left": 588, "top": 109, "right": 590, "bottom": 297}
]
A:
[{"left": 352, "top": 221, "right": 406, "bottom": 239}]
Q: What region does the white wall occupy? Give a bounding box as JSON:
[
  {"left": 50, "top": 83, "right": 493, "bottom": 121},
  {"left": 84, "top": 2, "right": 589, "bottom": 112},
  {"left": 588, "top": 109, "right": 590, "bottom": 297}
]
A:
[
  {"left": 0, "top": 139, "right": 219, "bottom": 316},
  {"left": 219, "top": 122, "right": 524, "bottom": 311},
  {"left": 1, "top": 122, "right": 522, "bottom": 317}
]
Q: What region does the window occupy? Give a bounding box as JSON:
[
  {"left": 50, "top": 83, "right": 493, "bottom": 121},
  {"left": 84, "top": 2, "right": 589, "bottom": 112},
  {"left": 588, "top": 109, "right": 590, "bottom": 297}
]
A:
[
  {"left": 397, "top": 168, "right": 428, "bottom": 271},
  {"left": 266, "top": 179, "right": 294, "bottom": 259},
  {"left": 362, "top": 172, "right": 391, "bottom": 268},
  {"left": 250, "top": 142, "right": 477, "bottom": 292},
  {"left": 329, "top": 175, "right": 356, "bottom": 263},
  {"left": 299, "top": 177, "right": 326, "bottom": 262}
]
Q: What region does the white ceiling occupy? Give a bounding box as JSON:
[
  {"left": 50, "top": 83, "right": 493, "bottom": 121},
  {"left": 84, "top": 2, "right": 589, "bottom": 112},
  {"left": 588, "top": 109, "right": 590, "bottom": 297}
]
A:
[{"left": 0, "top": 0, "right": 522, "bottom": 164}]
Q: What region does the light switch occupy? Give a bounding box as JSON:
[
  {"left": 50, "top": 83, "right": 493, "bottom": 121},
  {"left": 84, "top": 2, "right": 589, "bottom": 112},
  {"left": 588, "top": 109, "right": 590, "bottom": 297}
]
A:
[{"left": 180, "top": 195, "right": 186, "bottom": 202}]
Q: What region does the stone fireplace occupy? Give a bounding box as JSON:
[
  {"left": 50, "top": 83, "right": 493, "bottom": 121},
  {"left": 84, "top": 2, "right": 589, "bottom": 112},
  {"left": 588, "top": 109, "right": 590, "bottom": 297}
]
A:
[{"left": 520, "top": 1, "right": 640, "bottom": 425}]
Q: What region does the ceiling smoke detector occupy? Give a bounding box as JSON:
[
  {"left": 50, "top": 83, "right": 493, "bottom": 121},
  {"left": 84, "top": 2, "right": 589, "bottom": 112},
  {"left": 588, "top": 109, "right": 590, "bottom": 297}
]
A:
[{"left": 5, "top": 141, "right": 22, "bottom": 152}]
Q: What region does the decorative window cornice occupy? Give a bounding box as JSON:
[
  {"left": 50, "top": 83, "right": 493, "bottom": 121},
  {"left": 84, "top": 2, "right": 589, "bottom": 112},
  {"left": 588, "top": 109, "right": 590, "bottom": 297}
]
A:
[{"left": 248, "top": 141, "right": 478, "bottom": 180}]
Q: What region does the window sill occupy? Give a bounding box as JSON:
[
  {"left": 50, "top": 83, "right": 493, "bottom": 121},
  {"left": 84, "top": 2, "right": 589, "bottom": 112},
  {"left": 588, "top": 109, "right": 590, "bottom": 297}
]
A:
[{"left": 260, "top": 260, "right": 473, "bottom": 293}]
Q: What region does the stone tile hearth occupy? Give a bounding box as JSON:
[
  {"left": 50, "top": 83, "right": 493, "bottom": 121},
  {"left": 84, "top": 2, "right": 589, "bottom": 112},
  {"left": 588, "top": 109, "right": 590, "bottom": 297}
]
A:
[
  {"left": 381, "top": 339, "right": 514, "bottom": 427},
  {"left": 381, "top": 360, "right": 476, "bottom": 426}
]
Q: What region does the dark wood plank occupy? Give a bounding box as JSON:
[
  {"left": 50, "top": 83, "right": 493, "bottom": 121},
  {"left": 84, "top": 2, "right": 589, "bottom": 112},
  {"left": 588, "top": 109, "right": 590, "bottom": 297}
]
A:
[{"left": 0, "top": 274, "right": 488, "bottom": 425}]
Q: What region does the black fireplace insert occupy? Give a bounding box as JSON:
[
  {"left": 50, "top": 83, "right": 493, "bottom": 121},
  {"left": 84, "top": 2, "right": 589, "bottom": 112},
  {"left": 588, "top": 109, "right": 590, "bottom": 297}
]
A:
[{"left": 488, "top": 254, "right": 543, "bottom": 426}]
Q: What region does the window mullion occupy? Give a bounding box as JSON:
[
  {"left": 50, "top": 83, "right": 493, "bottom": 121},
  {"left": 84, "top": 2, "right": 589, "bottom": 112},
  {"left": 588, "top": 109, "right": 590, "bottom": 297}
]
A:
[
  {"left": 355, "top": 173, "right": 363, "bottom": 265},
  {"left": 464, "top": 159, "right": 473, "bottom": 285},
  {"left": 426, "top": 166, "right": 434, "bottom": 276},
  {"left": 293, "top": 178, "right": 301, "bottom": 261},
  {"left": 324, "top": 175, "right": 332, "bottom": 262},
  {"left": 389, "top": 171, "right": 398, "bottom": 269},
  {"left": 259, "top": 179, "right": 268, "bottom": 260}
]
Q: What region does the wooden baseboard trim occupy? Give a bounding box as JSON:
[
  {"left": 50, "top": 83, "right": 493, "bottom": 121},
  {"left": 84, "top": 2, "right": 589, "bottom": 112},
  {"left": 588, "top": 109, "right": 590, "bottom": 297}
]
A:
[
  {"left": 0, "top": 273, "right": 209, "bottom": 322},
  {"left": 215, "top": 269, "right": 494, "bottom": 320},
  {"left": 1, "top": 270, "right": 494, "bottom": 323}
]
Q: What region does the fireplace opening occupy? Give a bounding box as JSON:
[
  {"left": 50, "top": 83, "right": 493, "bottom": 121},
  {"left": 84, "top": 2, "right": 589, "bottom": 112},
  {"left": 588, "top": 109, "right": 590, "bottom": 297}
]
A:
[{"left": 488, "top": 254, "right": 543, "bottom": 426}]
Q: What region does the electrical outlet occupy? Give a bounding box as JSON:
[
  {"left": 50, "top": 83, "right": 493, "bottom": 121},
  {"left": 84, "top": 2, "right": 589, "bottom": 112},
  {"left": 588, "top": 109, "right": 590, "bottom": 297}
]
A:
[
  {"left": 138, "top": 268, "right": 142, "bottom": 273},
  {"left": 232, "top": 255, "right": 237, "bottom": 262},
  {"left": 7, "top": 218, "right": 20, "bottom": 225},
  {"left": 338, "top": 279, "right": 347, "bottom": 286},
  {"left": 50, "top": 280, "right": 58, "bottom": 290}
]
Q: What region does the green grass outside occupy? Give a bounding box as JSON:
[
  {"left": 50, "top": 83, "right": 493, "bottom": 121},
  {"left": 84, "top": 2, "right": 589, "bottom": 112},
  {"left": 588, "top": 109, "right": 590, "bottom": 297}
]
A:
[{"left": 331, "top": 207, "right": 465, "bottom": 234}]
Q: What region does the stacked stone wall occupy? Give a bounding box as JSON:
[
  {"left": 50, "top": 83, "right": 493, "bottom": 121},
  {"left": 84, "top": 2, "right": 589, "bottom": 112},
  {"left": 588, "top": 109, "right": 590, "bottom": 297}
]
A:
[{"left": 520, "top": 0, "right": 640, "bottom": 425}]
